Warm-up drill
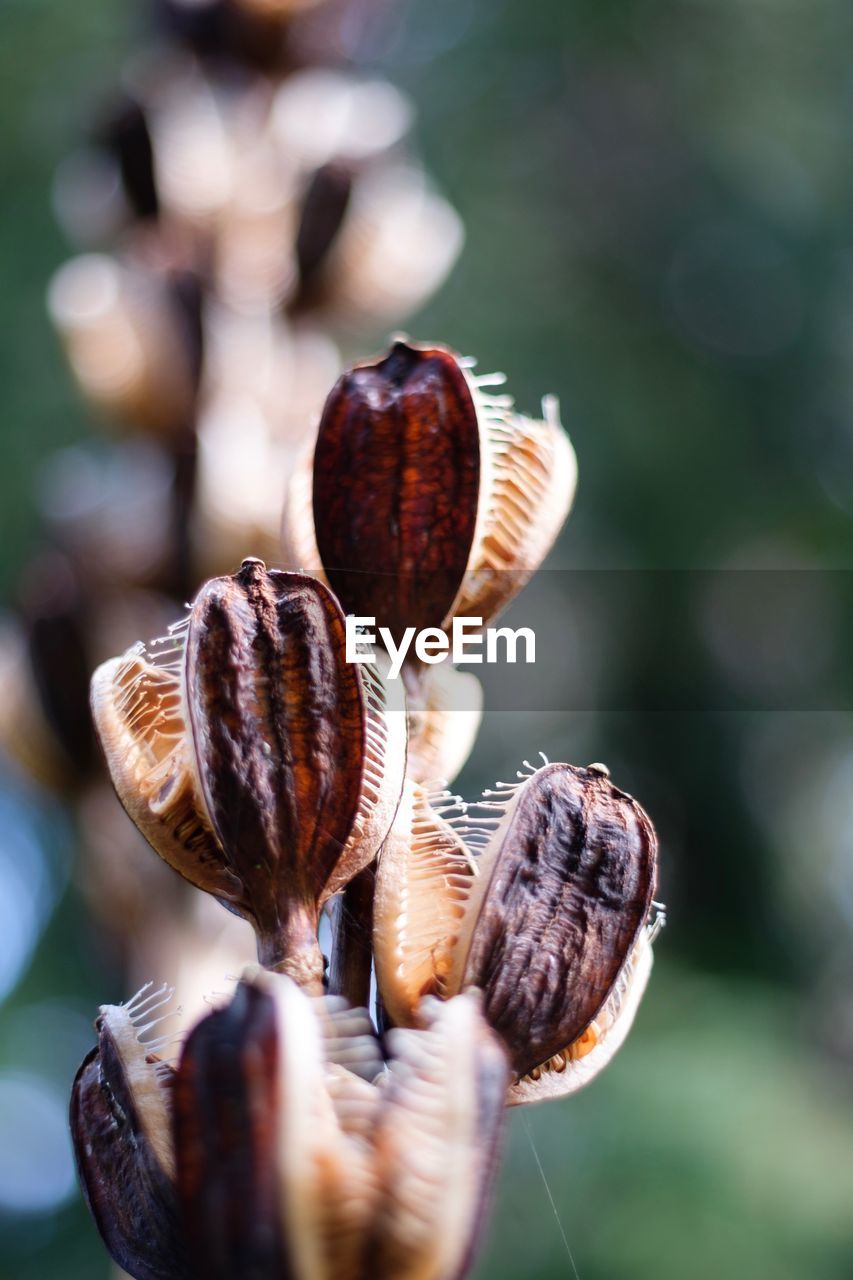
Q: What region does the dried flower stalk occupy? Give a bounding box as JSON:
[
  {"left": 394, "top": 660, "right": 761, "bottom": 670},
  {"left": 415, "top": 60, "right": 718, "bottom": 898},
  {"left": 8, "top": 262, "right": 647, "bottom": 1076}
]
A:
[{"left": 54, "top": 7, "right": 667, "bottom": 1272}]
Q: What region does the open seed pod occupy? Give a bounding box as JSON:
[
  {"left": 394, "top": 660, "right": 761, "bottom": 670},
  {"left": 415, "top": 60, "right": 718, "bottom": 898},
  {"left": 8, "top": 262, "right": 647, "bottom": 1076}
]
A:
[
  {"left": 374, "top": 761, "right": 660, "bottom": 1095},
  {"left": 70, "top": 985, "right": 191, "bottom": 1280},
  {"left": 175, "top": 973, "right": 508, "bottom": 1280},
  {"left": 90, "top": 558, "right": 406, "bottom": 986},
  {"left": 72, "top": 972, "right": 509, "bottom": 1280},
  {"left": 282, "top": 340, "right": 576, "bottom": 646}
]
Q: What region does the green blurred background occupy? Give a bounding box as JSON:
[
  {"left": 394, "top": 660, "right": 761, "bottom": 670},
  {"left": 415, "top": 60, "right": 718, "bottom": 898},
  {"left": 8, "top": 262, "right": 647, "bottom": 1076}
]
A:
[{"left": 2, "top": 2, "right": 853, "bottom": 1278}]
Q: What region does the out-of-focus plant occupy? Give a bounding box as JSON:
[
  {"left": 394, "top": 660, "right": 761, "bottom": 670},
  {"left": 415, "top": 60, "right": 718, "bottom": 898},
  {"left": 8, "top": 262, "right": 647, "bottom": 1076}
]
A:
[{"left": 0, "top": 0, "right": 463, "bottom": 1024}]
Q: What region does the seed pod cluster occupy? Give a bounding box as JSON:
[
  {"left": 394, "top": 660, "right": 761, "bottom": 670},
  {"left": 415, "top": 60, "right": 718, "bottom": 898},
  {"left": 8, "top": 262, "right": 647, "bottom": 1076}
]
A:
[
  {"left": 77, "top": 338, "right": 664, "bottom": 1279},
  {"left": 71, "top": 976, "right": 508, "bottom": 1280}
]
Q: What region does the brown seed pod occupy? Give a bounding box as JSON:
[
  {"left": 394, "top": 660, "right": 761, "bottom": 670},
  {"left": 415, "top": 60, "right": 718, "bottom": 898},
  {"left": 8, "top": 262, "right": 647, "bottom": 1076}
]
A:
[
  {"left": 374, "top": 761, "right": 659, "bottom": 1087},
  {"left": 282, "top": 339, "right": 577, "bottom": 645},
  {"left": 175, "top": 974, "right": 382, "bottom": 1280},
  {"left": 47, "top": 255, "right": 200, "bottom": 439},
  {"left": 69, "top": 985, "right": 191, "bottom": 1280},
  {"left": 72, "top": 973, "right": 508, "bottom": 1280},
  {"left": 91, "top": 559, "right": 406, "bottom": 986},
  {"left": 171, "top": 972, "right": 508, "bottom": 1280},
  {"left": 313, "top": 342, "right": 481, "bottom": 642},
  {"left": 173, "top": 980, "right": 293, "bottom": 1278}
]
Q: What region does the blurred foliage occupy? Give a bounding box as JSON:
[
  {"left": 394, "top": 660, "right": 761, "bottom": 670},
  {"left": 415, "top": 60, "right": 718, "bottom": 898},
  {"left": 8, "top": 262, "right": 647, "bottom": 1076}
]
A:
[{"left": 1, "top": 1, "right": 853, "bottom": 1278}]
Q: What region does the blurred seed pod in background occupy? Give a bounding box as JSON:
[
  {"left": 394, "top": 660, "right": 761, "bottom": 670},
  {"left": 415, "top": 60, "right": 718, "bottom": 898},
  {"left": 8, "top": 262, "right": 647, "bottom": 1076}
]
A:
[
  {"left": 191, "top": 308, "right": 339, "bottom": 576},
  {"left": 152, "top": 0, "right": 404, "bottom": 72},
  {"left": 47, "top": 255, "right": 203, "bottom": 439},
  {"left": 0, "top": 551, "right": 96, "bottom": 791},
  {"left": 0, "top": 550, "right": 186, "bottom": 792},
  {"left": 24, "top": 0, "right": 466, "bottom": 1020},
  {"left": 52, "top": 91, "right": 159, "bottom": 246},
  {"left": 35, "top": 441, "right": 178, "bottom": 592},
  {"left": 77, "top": 782, "right": 256, "bottom": 1024},
  {"left": 295, "top": 161, "right": 463, "bottom": 331}
]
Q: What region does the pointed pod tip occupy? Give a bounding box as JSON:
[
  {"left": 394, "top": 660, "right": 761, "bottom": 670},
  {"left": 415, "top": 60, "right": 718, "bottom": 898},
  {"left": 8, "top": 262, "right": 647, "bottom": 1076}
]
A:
[
  {"left": 237, "top": 556, "right": 268, "bottom": 580},
  {"left": 374, "top": 338, "right": 458, "bottom": 389}
]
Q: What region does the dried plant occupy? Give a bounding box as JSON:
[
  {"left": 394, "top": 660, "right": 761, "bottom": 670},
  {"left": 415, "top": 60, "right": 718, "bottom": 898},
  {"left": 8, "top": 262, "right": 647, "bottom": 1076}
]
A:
[
  {"left": 5, "top": 1, "right": 666, "bottom": 1272},
  {"left": 72, "top": 337, "right": 665, "bottom": 1278}
]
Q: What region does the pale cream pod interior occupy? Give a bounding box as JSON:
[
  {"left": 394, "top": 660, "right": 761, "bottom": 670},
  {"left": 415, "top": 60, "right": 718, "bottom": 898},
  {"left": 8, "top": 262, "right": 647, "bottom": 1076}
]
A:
[{"left": 445, "top": 375, "right": 578, "bottom": 628}]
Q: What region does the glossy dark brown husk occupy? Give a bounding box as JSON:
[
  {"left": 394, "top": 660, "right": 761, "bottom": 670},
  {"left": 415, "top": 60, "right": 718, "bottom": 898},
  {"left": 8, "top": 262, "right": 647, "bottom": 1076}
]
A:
[
  {"left": 312, "top": 341, "right": 480, "bottom": 642},
  {"left": 173, "top": 983, "right": 291, "bottom": 1279},
  {"left": 70, "top": 1029, "right": 190, "bottom": 1280},
  {"left": 186, "top": 560, "right": 366, "bottom": 963},
  {"left": 464, "top": 764, "right": 658, "bottom": 1078}
]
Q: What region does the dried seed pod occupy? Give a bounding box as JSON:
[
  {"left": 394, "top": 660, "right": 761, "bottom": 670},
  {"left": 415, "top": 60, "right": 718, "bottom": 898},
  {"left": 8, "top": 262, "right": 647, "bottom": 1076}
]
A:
[
  {"left": 73, "top": 970, "right": 507, "bottom": 1280},
  {"left": 173, "top": 971, "right": 507, "bottom": 1280},
  {"left": 285, "top": 339, "right": 576, "bottom": 644},
  {"left": 313, "top": 342, "right": 480, "bottom": 641},
  {"left": 91, "top": 559, "right": 406, "bottom": 986},
  {"left": 174, "top": 973, "right": 380, "bottom": 1280},
  {"left": 374, "top": 761, "right": 659, "bottom": 1086},
  {"left": 70, "top": 985, "right": 191, "bottom": 1280}
]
